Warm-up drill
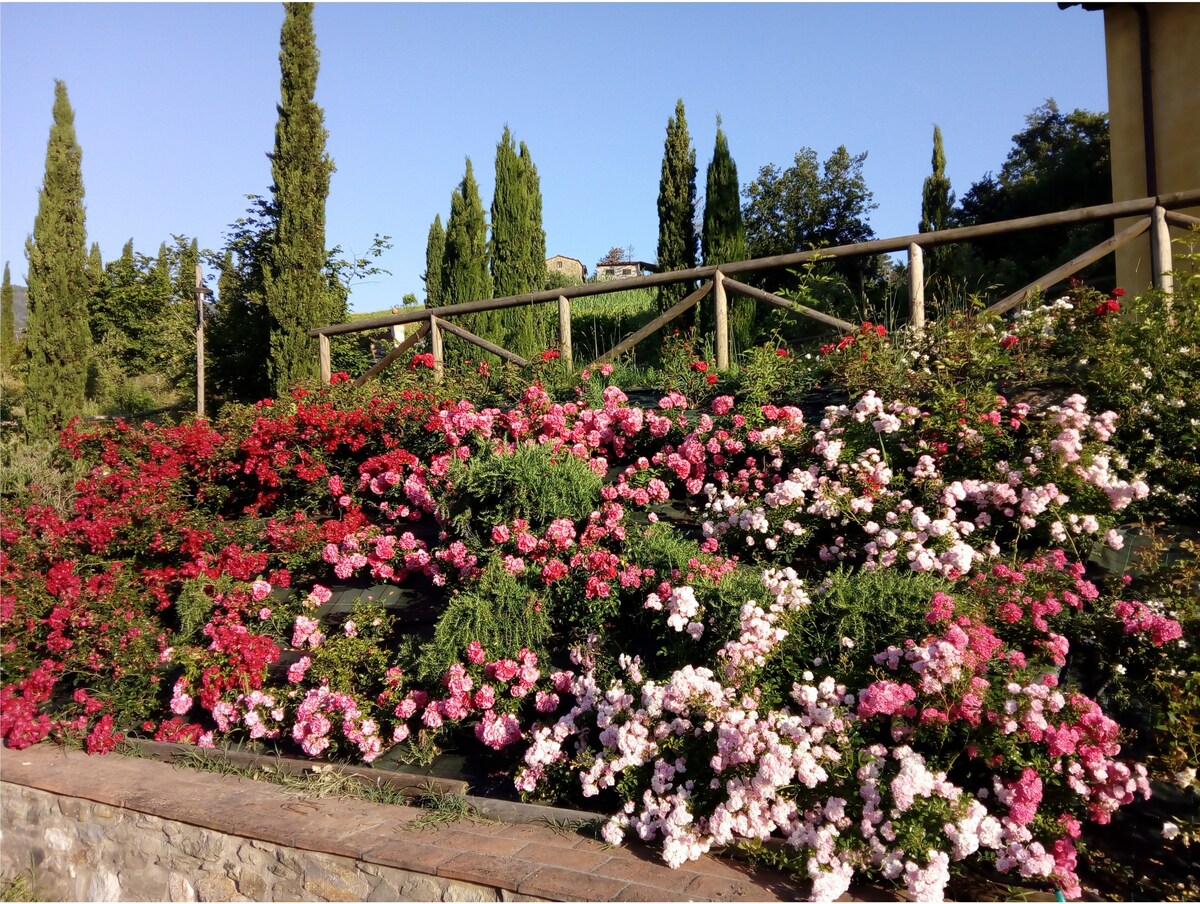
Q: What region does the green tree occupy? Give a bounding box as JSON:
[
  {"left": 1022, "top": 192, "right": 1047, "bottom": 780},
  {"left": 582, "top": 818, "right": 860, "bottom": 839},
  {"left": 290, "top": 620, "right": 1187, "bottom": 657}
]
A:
[
  {"left": 90, "top": 240, "right": 172, "bottom": 375},
  {"left": 1, "top": 262, "right": 16, "bottom": 373},
  {"left": 423, "top": 214, "right": 445, "bottom": 306},
  {"left": 490, "top": 126, "right": 547, "bottom": 356},
  {"left": 85, "top": 242, "right": 104, "bottom": 296},
  {"left": 656, "top": 99, "right": 698, "bottom": 312},
  {"left": 919, "top": 125, "right": 954, "bottom": 279},
  {"left": 742, "top": 145, "right": 877, "bottom": 308},
  {"left": 953, "top": 101, "right": 1111, "bottom": 295},
  {"left": 23, "top": 80, "right": 92, "bottom": 438},
  {"left": 207, "top": 198, "right": 274, "bottom": 405},
  {"left": 701, "top": 118, "right": 751, "bottom": 350},
  {"left": 442, "top": 159, "right": 494, "bottom": 344},
  {"left": 263, "top": 1, "right": 337, "bottom": 395}
]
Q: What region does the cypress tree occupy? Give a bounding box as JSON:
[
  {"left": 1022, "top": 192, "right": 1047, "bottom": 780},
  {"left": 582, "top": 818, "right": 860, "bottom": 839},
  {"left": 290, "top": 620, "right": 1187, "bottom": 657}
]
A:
[
  {"left": 423, "top": 215, "right": 445, "bottom": 306},
  {"left": 442, "top": 159, "right": 494, "bottom": 343},
  {"left": 1, "top": 263, "right": 16, "bottom": 373},
  {"left": 86, "top": 243, "right": 104, "bottom": 296},
  {"left": 518, "top": 140, "right": 547, "bottom": 352},
  {"left": 656, "top": 99, "right": 697, "bottom": 312},
  {"left": 490, "top": 127, "right": 546, "bottom": 356},
  {"left": 701, "top": 117, "right": 751, "bottom": 350},
  {"left": 24, "top": 80, "right": 92, "bottom": 438},
  {"left": 263, "top": 1, "right": 336, "bottom": 395},
  {"left": 919, "top": 125, "right": 954, "bottom": 277}
]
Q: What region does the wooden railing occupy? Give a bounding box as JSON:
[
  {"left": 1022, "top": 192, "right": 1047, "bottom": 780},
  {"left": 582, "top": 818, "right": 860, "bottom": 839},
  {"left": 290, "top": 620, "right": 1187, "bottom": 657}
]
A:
[{"left": 309, "top": 189, "right": 1200, "bottom": 385}]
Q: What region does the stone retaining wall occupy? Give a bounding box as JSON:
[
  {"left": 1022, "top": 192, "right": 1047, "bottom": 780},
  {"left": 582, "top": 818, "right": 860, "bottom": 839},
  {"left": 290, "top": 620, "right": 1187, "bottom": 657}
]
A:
[{"left": 1, "top": 785, "right": 539, "bottom": 902}]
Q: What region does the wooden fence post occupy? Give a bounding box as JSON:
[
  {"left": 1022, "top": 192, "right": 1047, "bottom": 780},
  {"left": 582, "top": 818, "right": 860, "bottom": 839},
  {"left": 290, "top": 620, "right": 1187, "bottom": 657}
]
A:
[
  {"left": 907, "top": 243, "right": 925, "bottom": 331},
  {"left": 1151, "top": 205, "right": 1174, "bottom": 295},
  {"left": 318, "top": 334, "right": 331, "bottom": 385},
  {"left": 429, "top": 315, "right": 444, "bottom": 383},
  {"left": 713, "top": 271, "right": 729, "bottom": 370},
  {"left": 558, "top": 295, "right": 572, "bottom": 370},
  {"left": 194, "top": 263, "right": 206, "bottom": 417}
]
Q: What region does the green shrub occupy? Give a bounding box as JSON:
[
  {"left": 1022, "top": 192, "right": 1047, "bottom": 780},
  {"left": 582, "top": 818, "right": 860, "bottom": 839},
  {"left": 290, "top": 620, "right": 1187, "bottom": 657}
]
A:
[
  {"left": 418, "top": 564, "right": 551, "bottom": 682},
  {"left": 760, "top": 567, "right": 953, "bottom": 708},
  {"left": 445, "top": 442, "right": 601, "bottom": 539}
]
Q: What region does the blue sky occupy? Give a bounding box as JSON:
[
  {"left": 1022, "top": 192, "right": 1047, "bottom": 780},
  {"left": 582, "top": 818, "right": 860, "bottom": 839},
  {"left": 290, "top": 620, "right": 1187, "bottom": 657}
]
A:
[{"left": 1, "top": 2, "right": 1108, "bottom": 314}]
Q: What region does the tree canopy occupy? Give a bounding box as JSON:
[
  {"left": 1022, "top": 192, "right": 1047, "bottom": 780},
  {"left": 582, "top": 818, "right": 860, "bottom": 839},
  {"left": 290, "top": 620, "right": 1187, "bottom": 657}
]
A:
[
  {"left": 23, "top": 80, "right": 92, "bottom": 438},
  {"left": 952, "top": 100, "right": 1111, "bottom": 294},
  {"left": 701, "top": 119, "right": 751, "bottom": 348},
  {"left": 423, "top": 215, "right": 445, "bottom": 307},
  {"left": 264, "top": 1, "right": 338, "bottom": 396},
  {"left": 656, "top": 99, "right": 698, "bottom": 311},
  {"left": 490, "top": 127, "right": 546, "bottom": 356}
]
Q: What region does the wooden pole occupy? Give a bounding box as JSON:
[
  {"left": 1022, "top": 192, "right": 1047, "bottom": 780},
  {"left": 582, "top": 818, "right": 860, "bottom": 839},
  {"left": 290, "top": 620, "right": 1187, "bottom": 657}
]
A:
[
  {"left": 1151, "top": 205, "right": 1174, "bottom": 295},
  {"left": 558, "top": 295, "right": 572, "bottom": 371},
  {"left": 194, "top": 263, "right": 206, "bottom": 418},
  {"left": 986, "top": 216, "right": 1152, "bottom": 316},
  {"left": 429, "top": 315, "right": 443, "bottom": 383},
  {"left": 318, "top": 334, "right": 332, "bottom": 385},
  {"left": 433, "top": 318, "right": 530, "bottom": 368},
  {"left": 713, "top": 271, "right": 729, "bottom": 370},
  {"left": 593, "top": 280, "right": 713, "bottom": 366},
  {"left": 907, "top": 244, "right": 925, "bottom": 332},
  {"left": 1164, "top": 210, "right": 1200, "bottom": 229},
  {"left": 352, "top": 322, "right": 431, "bottom": 388},
  {"left": 719, "top": 276, "right": 856, "bottom": 333}
]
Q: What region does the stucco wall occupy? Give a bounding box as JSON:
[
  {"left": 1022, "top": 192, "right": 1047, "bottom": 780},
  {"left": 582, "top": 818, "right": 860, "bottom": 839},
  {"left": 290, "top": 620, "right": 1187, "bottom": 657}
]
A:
[{"left": 1104, "top": 4, "right": 1200, "bottom": 294}]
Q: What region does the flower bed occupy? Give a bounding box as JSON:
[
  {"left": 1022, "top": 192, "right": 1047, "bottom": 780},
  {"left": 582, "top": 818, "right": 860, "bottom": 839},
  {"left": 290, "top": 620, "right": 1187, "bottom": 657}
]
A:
[{"left": 3, "top": 282, "right": 1198, "bottom": 901}]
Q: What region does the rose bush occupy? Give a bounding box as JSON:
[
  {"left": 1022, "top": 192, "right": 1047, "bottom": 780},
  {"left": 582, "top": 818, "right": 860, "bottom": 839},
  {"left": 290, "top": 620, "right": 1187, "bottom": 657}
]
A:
[{"left": 2, "top": 280, "right": 1197, "bottom": 901}]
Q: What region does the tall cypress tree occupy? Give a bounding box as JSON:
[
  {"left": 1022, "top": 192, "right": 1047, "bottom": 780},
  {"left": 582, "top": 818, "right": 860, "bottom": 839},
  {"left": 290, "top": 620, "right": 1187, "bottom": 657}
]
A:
[
  {"left": 517, "top": 140, "right": 547, "bottom": 353},
  {"left": 423, "top": 215, "right": 445, "bottom": 307},
  {"left": 263, "top": 1, "right": 336, "bottom": 395},
  {"left": 1, "top": 262, "right": 16, "bottom": 373},
  {"left": 85, "top": 243, "right": 104, "bottom": 297},
  {"left": 24, "top": 80, "right": 92, "bottom": 438},
  {"left": 656, "top": 99, "right": 698, "bottom": 312},
  {"left": 442, "top": 159, "right": 494, "bottom": 343},
  {"left": 490, "top": 127, "right": 546, "bottom": 356},
  {"left": 701, "top": 117, "right": 751, "bottom": 349},
  {"left": 919, "top": 125, "right": 954, "bottom": 277}
]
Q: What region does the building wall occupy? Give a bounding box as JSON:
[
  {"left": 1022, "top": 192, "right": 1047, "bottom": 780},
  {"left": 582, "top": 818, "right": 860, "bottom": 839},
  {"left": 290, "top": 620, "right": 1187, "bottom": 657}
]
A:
[
  {"left": 1104, "top": 4, "right": 1200, "bottom": 294},
  {"left": 546, "top": 256, "right": 584, "bottom": 282}
]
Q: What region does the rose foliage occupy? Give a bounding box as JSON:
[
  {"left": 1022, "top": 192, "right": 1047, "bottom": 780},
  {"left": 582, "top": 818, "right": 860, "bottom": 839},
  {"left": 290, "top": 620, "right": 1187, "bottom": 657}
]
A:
[{"left": 1, "top": 287, "right": 1194, "bottom": 901}]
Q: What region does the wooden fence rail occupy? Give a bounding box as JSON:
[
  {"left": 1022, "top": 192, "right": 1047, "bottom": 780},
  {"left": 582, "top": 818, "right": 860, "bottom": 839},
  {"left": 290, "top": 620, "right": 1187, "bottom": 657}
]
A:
[{"left": 311, "top": 189, "right": 1200, "bottom": 383}]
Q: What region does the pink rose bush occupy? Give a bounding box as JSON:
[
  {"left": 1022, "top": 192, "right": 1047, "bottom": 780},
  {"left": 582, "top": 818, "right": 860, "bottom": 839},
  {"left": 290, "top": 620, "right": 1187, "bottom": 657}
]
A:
[{"left": 2, "top": 314, "right": 1194, "bottom": 901}]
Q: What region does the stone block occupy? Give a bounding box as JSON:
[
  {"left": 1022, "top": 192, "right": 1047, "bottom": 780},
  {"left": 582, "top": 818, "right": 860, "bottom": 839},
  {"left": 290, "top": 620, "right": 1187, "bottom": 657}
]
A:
[
  {"left": 195, "top": 874, "right": 240, "bottom": 902},
  {"left": 442, "top": 880, "right": 500, "bottom": 902},
  {"left": 86, "top": 869, "right": 121, "bottom": 902},
  {"left": 234, "top": 866, "right": 267, "bottom": 899},
  {"left": 168, "top": 872, "right": 197, "bottom": 902},
  {"left": 120, "top": 863, "right": 171, "bottom": 901},
  {"left": 42, "top": 826, "right": 73, "bottom": 852},
  {"left": 178, "top": 831, "right": 230, "bottom": 863},
  {"left": 271, "top": 880, "right": 309, "bottom": 901},
  {"left": 302, "top": 859, "right": 371, "bottom": 902}
]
